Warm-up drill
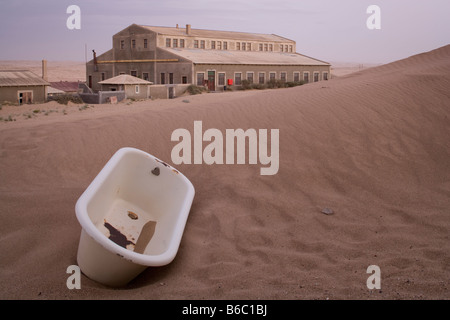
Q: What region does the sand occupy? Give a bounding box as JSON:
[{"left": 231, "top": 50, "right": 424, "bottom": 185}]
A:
[{"left": 0, "top": 45, "right": 449, "bottom": 300}]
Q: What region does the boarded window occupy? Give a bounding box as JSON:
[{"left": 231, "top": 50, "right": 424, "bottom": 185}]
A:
[
  {"left": 259, "top": 72, "right": 265, "bottom": 84},
  {"left": 218, "top": 73, "right": 225, "bottom": 86},
  {"left": 247, "top": 72, "right": 254, "bottom": 83},
  {"left": 197, "top": 73, "right": 204, "bottom": 86},
  {"left": 314, "top": 72, "right": 319, "bottom": 82},
  {"left": 235, "top": 72, "right": 242, "bottom": 85}
]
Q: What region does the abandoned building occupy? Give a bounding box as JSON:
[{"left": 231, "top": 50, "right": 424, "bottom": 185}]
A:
[
  {"left": 86, "top": 24, "right": 331, "bottom": 92},
  {"left": 0, "top": 70, "right": 49, "bottom": 104}
]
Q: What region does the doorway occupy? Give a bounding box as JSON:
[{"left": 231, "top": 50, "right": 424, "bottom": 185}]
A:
[{"left": 207, "top": 71, "right": 215, "bottom": 91}]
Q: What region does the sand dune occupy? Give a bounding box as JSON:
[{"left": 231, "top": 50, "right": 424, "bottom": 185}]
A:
[{"left": 0, "top": 45, "right": 449, "bottom": 300}]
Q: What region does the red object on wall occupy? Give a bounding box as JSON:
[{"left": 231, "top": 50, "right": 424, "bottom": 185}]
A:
[{"left": 227, "top": 79, "right": 233, "bottom": 85}]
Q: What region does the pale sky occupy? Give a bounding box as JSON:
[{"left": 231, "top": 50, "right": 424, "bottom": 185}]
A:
[{"left": 0, "top": 0, "right": 449, "bottom": 64}]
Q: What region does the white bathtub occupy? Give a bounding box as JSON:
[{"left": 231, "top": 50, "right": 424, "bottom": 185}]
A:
[{"left": 75, "top": 147, "right": 195, "bottom": 286}]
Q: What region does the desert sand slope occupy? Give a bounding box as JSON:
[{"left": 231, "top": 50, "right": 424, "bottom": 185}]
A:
[{"left": 0, "top": 45, "right": 449, "bottom": 300}]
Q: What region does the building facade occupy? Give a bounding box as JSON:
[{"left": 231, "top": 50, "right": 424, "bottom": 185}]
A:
[
  {"left": 86, "top": 24, "right": 331, "bottom": 92},
  {"left": 0, "top": 70, "right": 49, "bottom": 104}
]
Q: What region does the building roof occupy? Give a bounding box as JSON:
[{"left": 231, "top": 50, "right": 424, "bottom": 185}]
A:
[
  {"left": 98, "top": 74, "right": 153, "bottom": 85},
  {"left": 139, "top": 25, "right": 294, "bottom": 43},
  {"left": 164, "top": 48, "right": 330, "bottom": 66},
  {"left": 0, "top": 70, "right": 50, "bottom": 87},
  {"left": 49, "top": 81, "right": 79, "bottom": 92}
]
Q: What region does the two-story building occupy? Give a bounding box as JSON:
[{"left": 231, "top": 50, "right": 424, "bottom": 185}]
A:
[{"left": 86, "top": 24, "right": 331, "bottom": 92}]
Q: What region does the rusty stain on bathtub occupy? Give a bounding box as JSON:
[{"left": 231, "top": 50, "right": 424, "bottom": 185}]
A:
[{"left": 104, "top": 220, "right": 135, "bottom": 250}]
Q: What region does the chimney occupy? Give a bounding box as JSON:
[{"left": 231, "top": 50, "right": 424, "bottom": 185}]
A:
[
  {"left": 186, "top": 24, "right": 191, "bottom": 35},
  {"left": 176, "top": 24, "right": 179, "bottom": 29},
  {"left": 42, "top": 59, "right": 48, "bottom": 81}
]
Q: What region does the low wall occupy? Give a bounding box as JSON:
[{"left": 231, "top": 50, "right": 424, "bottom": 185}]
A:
[
  {"left": 149, "top": 84, "right": 190, "bottom": 99},
  {"left": 79, "top": 91, "right": 125, "bottom": 104}
]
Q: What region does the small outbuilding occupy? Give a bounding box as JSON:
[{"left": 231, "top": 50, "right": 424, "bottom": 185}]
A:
[
  {"left": 98, "top": 74, "right": 152, "bottom": 100},
  {"left": 0, "top": 70, "right": 50, "bottom": 104}
]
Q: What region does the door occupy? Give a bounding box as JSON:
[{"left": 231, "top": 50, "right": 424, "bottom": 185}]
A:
[{"left": 207, "top": 71, "right": 215, "bottom": 91}]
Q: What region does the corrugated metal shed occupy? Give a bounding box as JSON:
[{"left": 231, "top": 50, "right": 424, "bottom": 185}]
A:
[
  {"left": 98, "top": 74, "right": 153, "bottom": 85},
  {"left": 140, "top": 25, "right": 293, "bottom": 43},
  {"left": 164, "top": 48, "right": 330, "bottom": 66},
  {"left": 0, "top": 70, "right": 50, "bottom": 87}
]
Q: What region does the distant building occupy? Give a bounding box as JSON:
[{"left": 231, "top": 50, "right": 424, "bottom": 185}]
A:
[
  {"left": 86, "top": 24, "right": 331, "bottom": 92},
  {"left": 98, "top": 74, "right": 152, "bottom": 100},
  {"left": 0, "top": 70, "right": 49, "bottom": 104}
]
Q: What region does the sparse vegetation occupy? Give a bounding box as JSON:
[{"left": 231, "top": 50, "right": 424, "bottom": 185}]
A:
[
  {"left": 186, "top": 85, "right": 207, "bottom": 95},
  {"left": 78, "top": 104, "right": 90, "bottom": 111},
  {"left": 51, "top": 94, "right": 84, "bottom": 105}
]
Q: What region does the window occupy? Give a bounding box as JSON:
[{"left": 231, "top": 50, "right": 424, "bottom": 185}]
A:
[
  {"left": 259, "top": 72, "right": 265, "bottom": 84},
  {"left": 294, "top": 72, "right": 300, "bottom": 82},
  {"left": 143, "top": 73, "right": 149, "bottom": 81},
  {"left": 194, "top": 40, "right": 199, "bottom": 48},
  {"left": 180, "top": 39, "right": 185, "bottom": 48},
  {"left": 247, "top": 72, "right": 254, "bottom": 83},
  {"left": 223, "top": 41, "right": 228, "bottom": 50},
  {"left": 304, "top": 72, "right": 309, "bottom": 83},
  {"left": 269, "top": 72, "right": 276, "bottom": 81},
  {"left": 264, "top": 43, "right": 268, "bottom": 51},
  {"left": 144, "top": 39, "right": 148, "bottom": 48},
  {"left": 236, "top": 42, "right": 240, "bottom": 50},
  {"left": 161, "top": 73, "right": 165, "bottom": 84},
  {"left": 131, "top": 70, "right": 137, "bottom": 77},
  {"left": 166, "top": 38, "right": 171, "bottom": 47},
  {"left": 280, "top": 72, "right": 287, "bottom": 82},
  {"left": 169, "top": 73, "right": 174, "bottom": 84},
  {"left": 132, "top": 39, "right": 136, "bottom": 49},
  {"left": 217, "top": 41, "right": 222, "bottom": 50},
  {"left": 182, "top": 76, "right": 188, "bottom": 84},
  {"left": 242, "top": 42, "right": 246, "bottom": 51},
  {"left": 269, "top": 44, "right": 273, "bottom": 51},
  {"left": 120, "top": 40, "right": 125, "bottom": 49},
  {"left": 289, "top": 45, "right": 293, "bottom": 52},
  {"left": 135, "top": 85, "right": 139, "bottom": 94},
  {"left": 197, "top": 73, "right": 205, "bottom": 86},
  {"left": 101, "top": 72, "right": 105, "bottom": 81},
  {"left": 218, "top": 73, "right": 225, "bottom": 86},
  {"left": 314, "top": 72, "right": 319, "bottom": 82},
  {"left": 259, "top": 44, "right": 263, "bottom": 51},
  {"left": 323, "top": 72, "right": 329, "bottom": 81},
  {"left": 235, "top": 72, "right": 242, "bottom": 85},
  {"left": 173, "top": 39, "right": 178, "bottom": 48},
  {"left": 211, "top": 41, "right": 216, "bottom": 49},
  {"left": 247, "top": 43, "right": 251, "bottom": 51},
  {"left": 200, "top": 40, "right": 205, "bottom": 49},
  {"left": 280, "top": 44, "right": 284, "bottom": 52}
]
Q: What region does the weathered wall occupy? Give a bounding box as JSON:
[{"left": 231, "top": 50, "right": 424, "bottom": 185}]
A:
[{"left": 0, "top": 86, "right": 47, "bottom": 104}]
